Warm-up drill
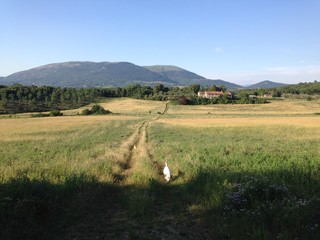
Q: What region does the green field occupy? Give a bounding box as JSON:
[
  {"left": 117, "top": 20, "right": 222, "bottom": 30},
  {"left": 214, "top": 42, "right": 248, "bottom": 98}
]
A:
[{"left": 1, "top": 98, "right": 320, "bottom": 239}]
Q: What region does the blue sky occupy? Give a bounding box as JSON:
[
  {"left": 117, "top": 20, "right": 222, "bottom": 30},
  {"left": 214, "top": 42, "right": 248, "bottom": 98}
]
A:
[{"left": 1, "top": 0, "right": 319, "bottom": 85}]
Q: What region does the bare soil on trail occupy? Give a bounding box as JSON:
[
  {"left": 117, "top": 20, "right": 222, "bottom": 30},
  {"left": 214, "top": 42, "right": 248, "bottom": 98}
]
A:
[
  {"left": 111, "top": 120, "right": 158, "bottom": 185},
  {"left": 113, "top": 103, "right": 170, "bottom": 185}
]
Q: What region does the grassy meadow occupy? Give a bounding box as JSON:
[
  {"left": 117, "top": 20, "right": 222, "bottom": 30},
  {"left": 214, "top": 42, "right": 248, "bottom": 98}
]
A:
[{"left": 0, "top": 98, "right": 320, "bottom": 239}]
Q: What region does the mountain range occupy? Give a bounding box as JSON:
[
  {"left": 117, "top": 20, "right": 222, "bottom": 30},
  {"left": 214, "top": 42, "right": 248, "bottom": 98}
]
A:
[{"left": 0, "top": 61, "right": 286, "bottom": 89}]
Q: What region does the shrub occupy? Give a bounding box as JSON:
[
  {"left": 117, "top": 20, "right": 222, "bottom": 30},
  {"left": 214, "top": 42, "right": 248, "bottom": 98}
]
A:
[
  {"left": 81, "top": 108, "right": 91, "bottom": 115},
  {"left": 178, "top": 96, "right": 191, "bottom": 105},
  {"left": 91, "top": 104, "right": 111, "bottom": 115},
  {"left": 81, "top": 104, "right": 111, "bottom": 115},
  {"left": 31, "top": 113, "right": 50, "bottom": 118},
  {"left": 49, "top": 109, "right": 63, "bottom": 116}
]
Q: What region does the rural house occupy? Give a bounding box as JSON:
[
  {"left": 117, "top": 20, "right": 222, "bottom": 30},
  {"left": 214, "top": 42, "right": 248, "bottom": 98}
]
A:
[
  {"left": 197, "top": 91, "right": 233, "bottom": 99},
  {"left": 261, "top": 93, "right": 273, "bottom": 98}
]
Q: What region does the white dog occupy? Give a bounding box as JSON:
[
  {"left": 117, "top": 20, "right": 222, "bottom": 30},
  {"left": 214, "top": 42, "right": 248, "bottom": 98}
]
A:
[{"left": 163, "top": 162, "right": 171, "bottom": 182}]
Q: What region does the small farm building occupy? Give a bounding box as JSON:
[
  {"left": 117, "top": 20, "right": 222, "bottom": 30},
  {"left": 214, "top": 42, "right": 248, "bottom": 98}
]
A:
[{"left": 198, "top": 91, "right": 233, "bottom": 99}]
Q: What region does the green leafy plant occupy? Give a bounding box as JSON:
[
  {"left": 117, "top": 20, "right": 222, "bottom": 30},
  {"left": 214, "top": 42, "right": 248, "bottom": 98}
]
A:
[
  {"left": 49, "top": 109, "right": 63, "bottom": 116},
  {"left": 81, "top": 104, "right": 111, "bottom": 115}
]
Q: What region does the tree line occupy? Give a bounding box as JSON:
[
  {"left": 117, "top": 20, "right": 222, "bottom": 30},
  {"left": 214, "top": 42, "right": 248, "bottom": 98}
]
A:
[
  {"left": 0, "top": 84, "right": 114, "bottom": 114},
  {"left": 279, "top": 81, "right": 320, "bottom": 95},
  {"left": 237, "top": 81, "right": 320, "bottom": 98},
  {"left": 0, "top": 83, "right": 270, "bottom": 114}
]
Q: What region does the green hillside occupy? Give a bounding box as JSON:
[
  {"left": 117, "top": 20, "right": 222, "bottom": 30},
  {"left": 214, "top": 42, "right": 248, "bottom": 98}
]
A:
[
  {"left": 246, "top": 80, "right": 287, "bottom": 89},
  {"left": 144, "top": 65, "right": 205, "bottom": 83},
  {"left": 145, "top": 65, "right": 242, "bottom": 89},
  {"left": 2, "top": 62, "right": 176, "bottom": 87},
  {"left": 1, "top": 61, "right": 243, "bottom": 89}
]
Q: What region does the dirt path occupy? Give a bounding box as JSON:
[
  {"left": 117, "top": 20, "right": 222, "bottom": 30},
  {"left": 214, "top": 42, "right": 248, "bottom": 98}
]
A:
[
  {"left": 113, "top": 102, "right": 169, "bottom": 184},
  {"left": 155, "top": 101, "right": 169, "bottom": 120},
  {"left": 61, "top": 101, "right": 214, "bottom": 239},
  {"left": 62, "top": 103, "right": 170, "bottom": 239}
]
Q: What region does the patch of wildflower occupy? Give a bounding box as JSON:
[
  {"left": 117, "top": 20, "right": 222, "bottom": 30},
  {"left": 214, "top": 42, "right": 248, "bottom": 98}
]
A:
[
  {"left": 223, "top": 176, "right": 295, "bottom": 215},
  {"left": 223, "top": 177, "right": 320, "bottom": 238}
]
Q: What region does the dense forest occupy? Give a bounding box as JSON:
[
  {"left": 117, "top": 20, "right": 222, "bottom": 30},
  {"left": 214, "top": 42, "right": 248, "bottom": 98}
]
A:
[
  {"left": 238, "top": 81, "right": 320, "bottom": 97},
  {"left": 0, "top": 84, "right": 120, "bottom": 114},
  {"left": 279, "top": 81, "right": 320, "bottom": 94},
  {"left": 2, "top": 81, "right": 319, "bottom": 114}
]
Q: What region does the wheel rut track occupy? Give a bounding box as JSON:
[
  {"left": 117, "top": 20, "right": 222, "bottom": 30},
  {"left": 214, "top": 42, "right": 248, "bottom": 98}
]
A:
[
  {"left": 113, "top": 102, "right": 169, "bottom": 184},
  {"left": 63, "top": 102, "right": 213, "bottom": 239}
]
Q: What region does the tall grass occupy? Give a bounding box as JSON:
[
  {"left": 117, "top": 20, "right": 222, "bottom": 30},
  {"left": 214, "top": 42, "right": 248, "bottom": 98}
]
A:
[
  {"left": 0, "top": 117, "right": 143, "bottom": 239},
  {"left": 148, "top": 122, "right": 320, "bottom": 239},
  {"left": 1, "top": 98, "right": 320, "bottom": 239},
  {"left": 0, "top": 119, "right": 141, "bottom": 183}
]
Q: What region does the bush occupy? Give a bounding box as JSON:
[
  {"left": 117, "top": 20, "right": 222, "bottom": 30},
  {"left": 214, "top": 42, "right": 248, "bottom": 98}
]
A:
[
  {"left": 178, "top": 96, "right": 191, "bottom": 105},
  {"left": 49, "top": 109, "right": 63, "bottom": 116},
  {"left": 31, "top": 110, "right": 63, "bottom": 117},
  {"left": 81, "top": 108, "right": 91, "bottom": 115},
  {"left": 91, "top": 104, "right": 111, "bottom": 114},
  {"left": 81, "top": 104, "right": 111, "bottom": 115},
  {"left": 31, "top": 113, "right": 50, "bottom": 118}
]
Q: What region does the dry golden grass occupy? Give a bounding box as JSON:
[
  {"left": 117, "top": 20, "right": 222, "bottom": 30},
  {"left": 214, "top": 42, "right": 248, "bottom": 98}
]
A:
[
  {"left": 25, "top": 98, "right": 166, "bottom": 117},
  {"left": 2, "top": 98, "right": 319, "bottom": 141},
  {"left": 98, "top": 98, "right": 165, "bottom": 115},
  {"left": 157, "top": 98, "right": 320, "bottom": 134},
  {"left": 166, "top": 98, "right": 320, "bottom": 117},
  {"left": 157, "top": 116, "right": 320, "bottom": 128},
  {"left": 0, "top": 115, "right": 138, "bottom": 141},
  {"left": 1, "top": 97, "right": 320, "bottom": 240}
]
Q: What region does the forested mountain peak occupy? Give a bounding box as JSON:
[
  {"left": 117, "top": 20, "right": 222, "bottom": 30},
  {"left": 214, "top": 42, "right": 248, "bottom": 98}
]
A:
[
  {"left": 246, "top": 80, "right": 287, "bottom": 89},
  {"left": 0, "top": 61, "right": 290, "bottom": 89},
  {"left": 2, "top": 61, "right": 174, "bottom": 87}
]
